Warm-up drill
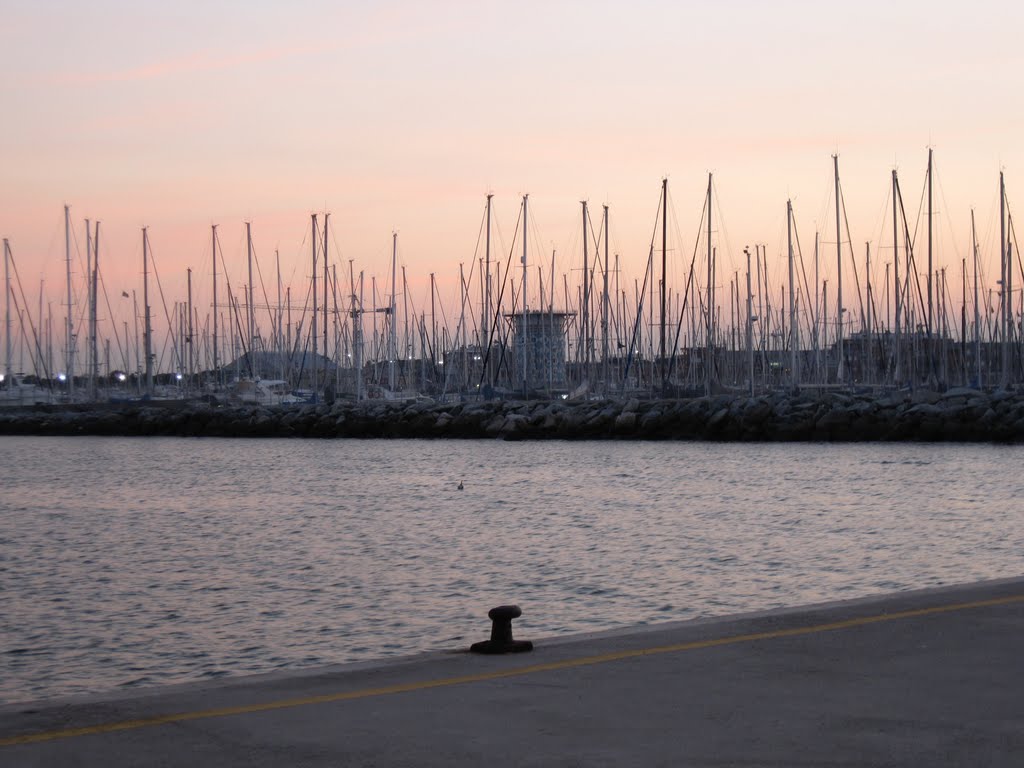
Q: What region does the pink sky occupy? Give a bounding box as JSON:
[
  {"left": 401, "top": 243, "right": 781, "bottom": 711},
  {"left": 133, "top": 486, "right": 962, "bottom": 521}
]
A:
[{"left": 2, "top": 0, "right": 1022, "bottom": 349}]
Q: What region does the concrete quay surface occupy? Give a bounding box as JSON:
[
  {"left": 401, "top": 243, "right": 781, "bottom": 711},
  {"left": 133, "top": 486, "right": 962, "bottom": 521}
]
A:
[{"left": 2, "top": 577, "right": 1022, "bottom": 767}]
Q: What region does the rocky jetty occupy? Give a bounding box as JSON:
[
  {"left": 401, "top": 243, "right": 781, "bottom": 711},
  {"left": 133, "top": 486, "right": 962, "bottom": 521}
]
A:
[{"left": 1, "top": 388, "right": 1022, "bottom": 442}]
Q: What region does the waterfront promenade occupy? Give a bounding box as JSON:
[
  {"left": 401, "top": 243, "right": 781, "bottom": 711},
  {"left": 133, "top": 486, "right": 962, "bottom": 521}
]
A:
[{"left": 2, "top": 577, "right": 1021, "bottom": 766}]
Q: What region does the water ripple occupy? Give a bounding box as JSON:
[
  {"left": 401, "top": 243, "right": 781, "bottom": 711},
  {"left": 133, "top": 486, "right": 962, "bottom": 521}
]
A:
[{"left": 1, "top": 436, "right": 1023, "bottom": 703}]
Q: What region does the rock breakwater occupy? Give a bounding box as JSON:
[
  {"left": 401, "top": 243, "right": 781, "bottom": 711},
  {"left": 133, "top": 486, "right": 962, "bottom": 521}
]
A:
[{"left": 1, "top": 388, "right": 1022, "bottom": 442}]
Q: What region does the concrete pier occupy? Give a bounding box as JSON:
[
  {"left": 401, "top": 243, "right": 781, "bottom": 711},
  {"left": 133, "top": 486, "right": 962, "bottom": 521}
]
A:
[{"left": 2, "top": 577, "right": 1022, "bottom": 766}]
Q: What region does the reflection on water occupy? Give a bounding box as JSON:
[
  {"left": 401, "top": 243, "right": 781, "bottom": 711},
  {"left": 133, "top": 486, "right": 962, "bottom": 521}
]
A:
[{"left": 2, "top": 436, "right": 1022, "bottom": 703}]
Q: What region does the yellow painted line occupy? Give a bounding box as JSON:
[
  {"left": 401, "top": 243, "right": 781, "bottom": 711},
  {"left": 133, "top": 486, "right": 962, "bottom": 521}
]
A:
[{"left": 3, "top": 592, "right": 1022, "bottom": 748}]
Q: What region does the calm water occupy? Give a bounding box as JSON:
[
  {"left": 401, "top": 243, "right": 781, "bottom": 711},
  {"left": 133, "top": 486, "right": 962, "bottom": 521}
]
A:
[{"left": 2, "top": 436, "right": 1022, "bottom": 704}]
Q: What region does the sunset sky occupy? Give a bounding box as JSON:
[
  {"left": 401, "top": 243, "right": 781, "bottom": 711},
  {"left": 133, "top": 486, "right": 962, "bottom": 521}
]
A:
[{"left": 3, "top": 0, "right": 1023, "bottom": 357}]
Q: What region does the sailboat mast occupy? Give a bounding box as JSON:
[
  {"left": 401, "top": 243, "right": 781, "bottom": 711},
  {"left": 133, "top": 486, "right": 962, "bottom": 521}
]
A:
[
  {"left": 212, "top": 225, "right": 219, "bottom": 385},
  {"left": 865, "top": 241, "right": 871, "bottom": 386},
  {"left": 522, "top": 193, "right": 529, "bottom": 395},
  {"left": 972, "top": 209, "right": 981, "bottom": 386},
  {"left": 927, "top": 148, "right": 934, "bottom": 338},
  {"left": 706, "top": 173, "right": 713, "bottom": 395},
  {"left": 85, "top": 219, "right": 92, "bottom": 396},
  {"left": 745, "top": 246, "right": 754, "bottom": 396},
  {"left": 459, "top": 261, "right": 466, "bottom": 391},
  {"left": 3, "top": 238, "right": 10, "bottom": 383},
  {"left": 402, "top": 266, "right": 409, "bottom": 374},
  {"left": 602, "top": 204, "right": 610, "bottom": 392},
  {"left": 246, "top": 222, "right": 255, "bottom": 377},
  {"left": 892, "top": 170, "right": 901, "bottom": 384},
  {"left": 484, "top": 193, "right": 492, "bottom": 356},
  {"left": 64, "top": 204, "right": 74, "bottom": 396},
  {"left": 659, "top": 177, "right": 667, "bottom": 386},
  {"left": 1000, "top": 172, "right": 1008, "bottom": 386},
  {"left": 430, "top": 273, "right": 436, "bottom": 368},
  {"left": 323, "top": 214, "right": 329, "bottom": 395},
  {"left": 390, "top": 231, "right": 398, "bottom": 391},
  {"left": 814, "top": 232, "right": 820, "bottom": 384},
  {"left": 787, "top": 199, "right": 797, "bottom": 389},
  {"left": 187, "top": 268, "right": 194, "bottom": 386},
  {"left": 92, "top": 221, "right": 100, "bottom": 397},
  {"left": 275, "top": 250, "right": 282, "bottom": 382},
  {"left": 582, "top": 200, "right": 589, "bottom": 377},
  {"left": 311, "top": 214, "right": 318, "bottom": 402},
  {"left": 834, "top": 154, "right": 844, "bottom": 384},
  {"left": 143, "top": 227, "right": 153, "bottom": 396}
]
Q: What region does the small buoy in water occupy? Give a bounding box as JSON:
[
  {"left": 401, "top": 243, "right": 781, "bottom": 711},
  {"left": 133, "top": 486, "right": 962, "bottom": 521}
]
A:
[{"left": 457, "top": 480, "right": 464, "bottom": 490}]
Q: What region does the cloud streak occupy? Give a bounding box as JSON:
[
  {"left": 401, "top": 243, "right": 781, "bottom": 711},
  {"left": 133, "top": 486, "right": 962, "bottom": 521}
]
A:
[{"left": 44, "top": 41, "right": 336, "bottom": 87}]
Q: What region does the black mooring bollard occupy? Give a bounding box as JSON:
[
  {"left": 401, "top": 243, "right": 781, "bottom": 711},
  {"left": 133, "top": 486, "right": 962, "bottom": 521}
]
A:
[{"left": 470, "top": 604, "right": 533, "bottom": 654}]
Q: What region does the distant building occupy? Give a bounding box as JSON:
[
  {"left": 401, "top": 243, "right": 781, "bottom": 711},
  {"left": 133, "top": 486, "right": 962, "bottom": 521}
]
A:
[{"left": 508, "top": 311, "right": 573, "bottom": 394}]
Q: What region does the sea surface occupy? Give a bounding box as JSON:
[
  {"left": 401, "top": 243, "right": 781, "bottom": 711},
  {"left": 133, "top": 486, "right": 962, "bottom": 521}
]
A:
[{"left": 2, "top": 436, "right": 1022, "bottom": 704}]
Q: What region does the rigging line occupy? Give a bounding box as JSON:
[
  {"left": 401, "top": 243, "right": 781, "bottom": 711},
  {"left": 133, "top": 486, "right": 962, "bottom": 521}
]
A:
[
  {"left": 791, "top": 207, "right": 816, "bottom": 342},
  {"left": 476, "top": 200, "right": 523, "bottom": 391},
  {"left": 869, "top": 179, "right": 894, "bottom": 259},
  {"left": 248, "top": 238, "right": 279, "bottom": 349},
  {"left": 869, "top": 180, "right": 895, "bottom": 320},
  {"left": 621, "top": 184, "right": 665, "bottom": 392},
  {"left": 453, "top": 260, "right": 481, "bottom": 344},
  {"left": 585, "top": 204, "right": 603, "bottom": 271},
  {"left": 838, "top": 183, "right": 867, "bottom": 332},
  {"left": 909, "top": 162, "right": 927, "bottom": 262},
  {"left": 895, "top": 176, "right": 928, "bottom": 330},
  {"left": 457, "top": 263, "right": 479, "bottom": 344},
  {"left": 471, "top": 200, "right": 487, "bottom": 270},
  {"left": 710, "top": 176, "right": 737, "bottom": 280},
  {"left": 1010, "top": 212, "right": 1024, "bottom": 301},
  {"left": 491, "top": 278, "right": 521, "bottom": 386},
  {"left": 7, "top": 245, "right": 53, "bottom": 384},
  {"left": 327, "top": 225, "right": 355, "bottom": 345},
  {"left": 97, "top": 269, "right": 127, "bottom": 373},
  {"left": 10, "top": 292, "right": 44, "bottom": 382},
  {"left": 227, "top": 289, "right": 254, "bottom": 378},
  {"left": 935, "top": 159, "right": 964, "bottom": 261},
  {"left": 68, "top": 221, "right": 90, "bottom": 347},
  {"left": 667, "top": 190, "right": 708, "bottom": 380},
  {"left": 67, "top": 217, "right": 84, "bottom": 309},
  {"left": 213, "top": 228, "right": 249, "bottom": 376},
  {"left": 145, "top": 237, "right": 183, "bottom": 373}
]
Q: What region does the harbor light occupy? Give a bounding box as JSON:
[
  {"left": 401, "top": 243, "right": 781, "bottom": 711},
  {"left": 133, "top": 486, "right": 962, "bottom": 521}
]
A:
[
  {"left": 0, "top": 373, "right": 4, "bottom": 382},
  {"left": 175, "top": 373, "right": 183, "bottom": 381},
  {"left": 117, "top": 373, "right": 127, "bottom": 382},
  {"left": 58, "top": 373, "right": 67, "bottom": 382}
]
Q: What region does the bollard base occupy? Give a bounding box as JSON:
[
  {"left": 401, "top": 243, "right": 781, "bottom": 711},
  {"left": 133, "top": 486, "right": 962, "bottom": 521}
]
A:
[{"left": 470, "top": 639, "right": 534, "bottom": 654}]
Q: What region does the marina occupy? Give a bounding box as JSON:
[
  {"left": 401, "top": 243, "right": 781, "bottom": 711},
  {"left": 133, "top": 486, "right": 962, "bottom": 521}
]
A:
[
  {"left": 5, "top": 4, "right": 1023, "bottom": 764},
  {"left": 3, "top": 158, "right": 1024, "bottom": 406}
]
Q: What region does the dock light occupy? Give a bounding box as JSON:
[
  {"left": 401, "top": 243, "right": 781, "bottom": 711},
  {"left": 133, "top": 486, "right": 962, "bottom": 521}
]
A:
[
  {"left": 117, "top": 373, "right": 127, "bottom": 382},
  {"left": 0, "top": 373, "right": 4, "bottom": 382},
  {"left": 175, "top": 373, "right": 183, "bottom": 381},
  {"left": 58, "top": 373, "right": 67, "bottom": 382}
]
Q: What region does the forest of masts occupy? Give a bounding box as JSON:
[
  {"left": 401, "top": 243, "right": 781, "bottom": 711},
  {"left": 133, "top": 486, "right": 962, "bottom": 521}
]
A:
[{"left": 2, "top": 153, "right": 1022, "bottom": 404}]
